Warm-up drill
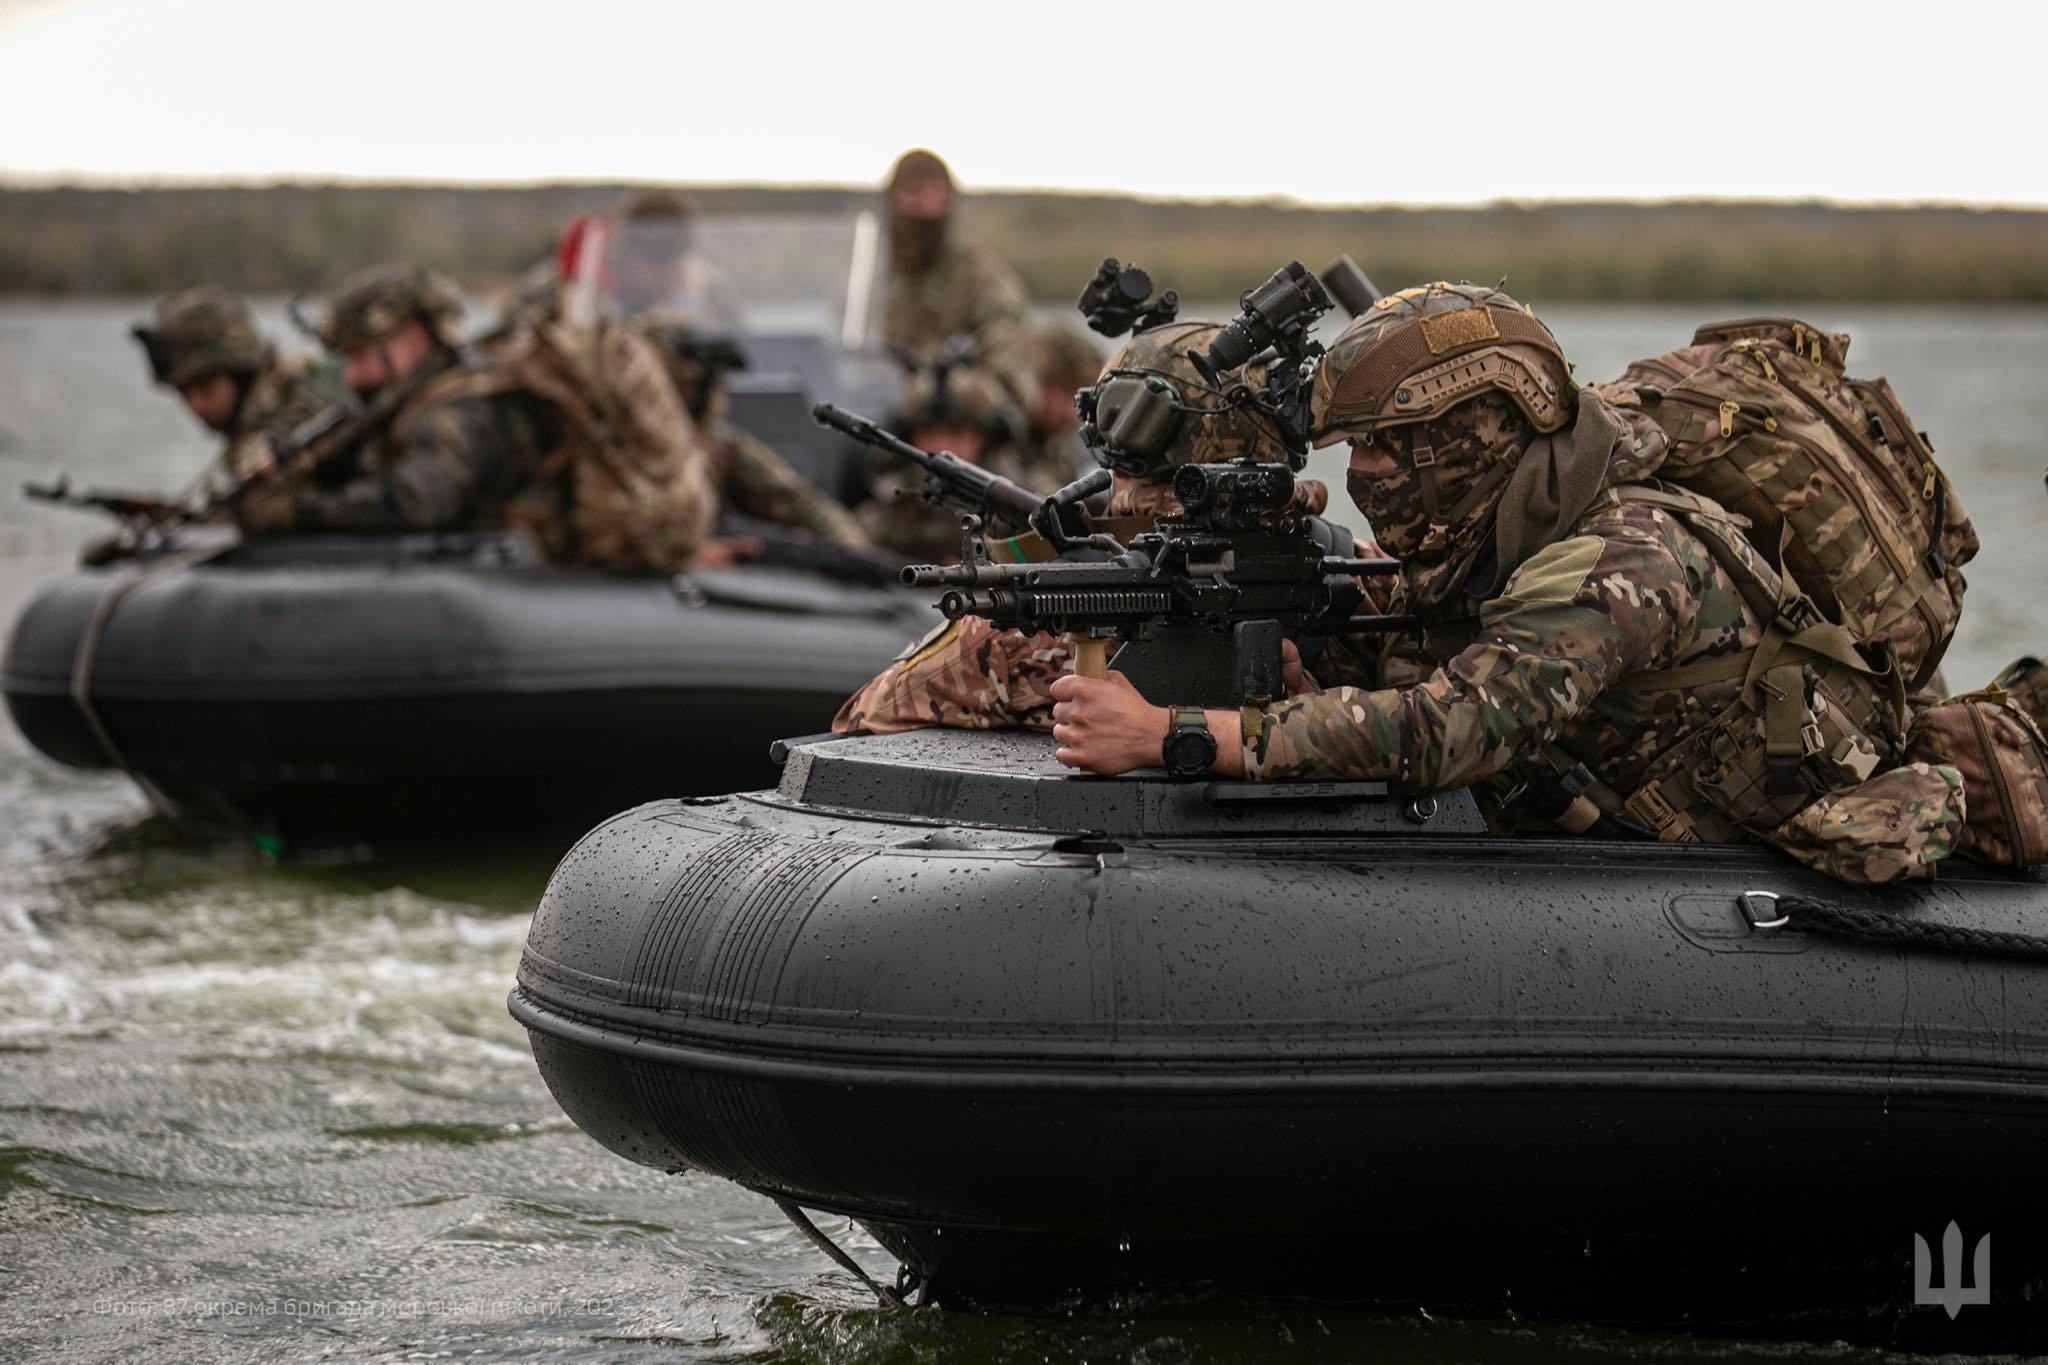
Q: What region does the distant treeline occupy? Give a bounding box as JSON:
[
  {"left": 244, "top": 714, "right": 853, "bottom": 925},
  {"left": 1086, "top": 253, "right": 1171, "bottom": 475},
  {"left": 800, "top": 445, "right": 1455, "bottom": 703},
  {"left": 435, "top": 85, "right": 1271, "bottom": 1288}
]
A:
[{"left": 4, "top": 183, "right": 2048, "bottom": 303}]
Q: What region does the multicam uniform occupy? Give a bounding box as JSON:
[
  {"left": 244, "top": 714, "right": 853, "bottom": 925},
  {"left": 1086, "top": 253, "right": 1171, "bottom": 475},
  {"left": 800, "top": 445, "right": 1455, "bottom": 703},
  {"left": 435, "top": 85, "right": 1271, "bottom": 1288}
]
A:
[
  {"left": 856, "top": 361, "right": 1070, "bottom": 564},
  {"left": 241, "top": 263, "right": 715, "bottom": 571},
  {"left": 705, "top": 417, "right": 867, "bottom": 549},
  {"left": 883, "top": 244, "right": 1029, "bottom": 361},
  {"left": 1237, "top": 284, "right": 1962, "bottom": 886},
  {"left": 835, "top": 477, "right": 1347, "bottom": 734}
]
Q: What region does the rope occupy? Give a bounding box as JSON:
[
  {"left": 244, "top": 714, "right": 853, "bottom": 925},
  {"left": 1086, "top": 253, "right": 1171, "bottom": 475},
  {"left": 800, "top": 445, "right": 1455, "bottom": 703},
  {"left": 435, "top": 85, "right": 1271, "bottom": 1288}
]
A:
[
  {"left": 771, "top": 1198, "right": 905, "bottom": 1309},
  {"left": 1752, "top": 893, "right": 2048, "bottom": 961},
  {"left": 70, "top": 542, "right": 231, "bottom": 822}
]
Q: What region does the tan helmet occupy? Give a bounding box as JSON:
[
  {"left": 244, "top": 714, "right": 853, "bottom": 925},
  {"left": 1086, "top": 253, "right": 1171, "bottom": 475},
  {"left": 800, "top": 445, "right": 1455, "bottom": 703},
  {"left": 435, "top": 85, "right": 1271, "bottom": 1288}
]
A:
[
  {"left": 1309, "top": 281, "right": 1574, "bottom": 441},
  {"left": 131, "top": 286, "right": 268, "bottom": 388},
  {"left": 315, "top": 263, "right": 466, "bottom": 352},
  {"left": 1077, "top": 320, "right": 1284, "bottom": 476}
]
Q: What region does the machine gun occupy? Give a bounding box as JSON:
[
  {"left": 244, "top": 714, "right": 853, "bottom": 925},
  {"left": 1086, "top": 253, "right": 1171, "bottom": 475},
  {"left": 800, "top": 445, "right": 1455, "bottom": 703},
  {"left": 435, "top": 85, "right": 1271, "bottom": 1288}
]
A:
[
  {"left": 904, "top": 459, "right": 1412, "bottom": 706},
  {"left": 811, "top": 401, "right": 1091, "bottom": 539}
]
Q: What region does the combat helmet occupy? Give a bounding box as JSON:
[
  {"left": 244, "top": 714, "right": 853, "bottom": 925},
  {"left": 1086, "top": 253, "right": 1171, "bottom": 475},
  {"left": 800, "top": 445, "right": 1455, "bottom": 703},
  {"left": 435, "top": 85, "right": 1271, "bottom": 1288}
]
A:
[
  {"left": 1077, "top": 320, "right": 1285, "bottom": 477},
  {"left": 312, "top": 264, "right": 466, "bottom": 352},
  {"left": 896, "top": 360, "right": 1024, "bottom": 447},
  {"left": 1310, "top": 282, "right": 1576, "bottom": 562},
  {"left": 131, "top": 287, "right": 269, "bottom": 389}
]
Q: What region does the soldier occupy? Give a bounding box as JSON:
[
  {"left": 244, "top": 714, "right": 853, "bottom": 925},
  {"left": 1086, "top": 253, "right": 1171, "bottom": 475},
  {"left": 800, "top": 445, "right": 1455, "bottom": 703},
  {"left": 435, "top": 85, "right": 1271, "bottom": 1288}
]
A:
[
  {"left": 525, "top": 212, "right": 866, "bottom": 563},
  {"left": 836, "top": 321, "right": 1339, "bottom": 734},
  {"left": 1046, "top": 283, "right": 1964, "bottom": 886},
  {"left": 239, "top": 263, "right": 714, "bottom": 571},
  {"left": 988, "top": 323, "right": 1100, "bottom": 488},
  {"left": 880, "top": 149, "right": 1028, "bottom": 361},
  {"left": 131, "top": 286, "right": 335, "bottom": 491},
  {"left": 644, "top": 333, "right": 871, "bottom": 560},
  {"left": 854, "top": 359, "right": 1060, "bottom": 564}
]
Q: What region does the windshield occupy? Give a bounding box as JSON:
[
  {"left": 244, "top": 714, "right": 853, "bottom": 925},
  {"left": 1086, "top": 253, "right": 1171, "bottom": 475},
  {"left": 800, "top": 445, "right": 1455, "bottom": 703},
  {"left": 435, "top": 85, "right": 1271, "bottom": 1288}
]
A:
[{"left": 560, "top": 211, "right": 883, "bottom": 345}]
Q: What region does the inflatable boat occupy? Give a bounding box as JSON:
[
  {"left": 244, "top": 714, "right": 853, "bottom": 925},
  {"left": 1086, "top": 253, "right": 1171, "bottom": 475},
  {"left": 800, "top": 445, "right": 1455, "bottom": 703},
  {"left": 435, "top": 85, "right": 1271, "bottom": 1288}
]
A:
[
  {"left": 512, "top": 727, "right": 2048, "bottom": 1335},
  {"left": 3, "top": 533, "right": 927, "bottom": 842}
]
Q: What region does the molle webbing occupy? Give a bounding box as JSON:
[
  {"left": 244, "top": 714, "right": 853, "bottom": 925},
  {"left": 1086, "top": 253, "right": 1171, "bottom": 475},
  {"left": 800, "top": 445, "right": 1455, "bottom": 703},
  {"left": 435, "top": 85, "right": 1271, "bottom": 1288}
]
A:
[
  {"left": 1530, "top": 483, "right": 1900, "bottom": 844},
  {"left": 1325, "top": 306, "right": 1565, "bottom": 424}
]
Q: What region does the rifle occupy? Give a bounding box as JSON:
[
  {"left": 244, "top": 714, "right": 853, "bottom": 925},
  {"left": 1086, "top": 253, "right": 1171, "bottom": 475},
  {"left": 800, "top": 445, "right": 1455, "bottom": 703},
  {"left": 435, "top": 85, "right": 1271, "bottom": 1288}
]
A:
[
  {"left": 24, "top": 475, "right": 184, "bottom": 526},
  {"left": 811, "top": 402, "right": 1066, "bottom": 536},
  {"left": 904, "top": 458, "right": 1415, "bottom": 707}
]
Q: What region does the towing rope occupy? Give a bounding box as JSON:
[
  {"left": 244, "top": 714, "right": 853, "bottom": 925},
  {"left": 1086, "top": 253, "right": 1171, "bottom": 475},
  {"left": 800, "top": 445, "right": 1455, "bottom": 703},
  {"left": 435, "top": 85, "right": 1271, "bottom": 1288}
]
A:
[
  {"left": 70, "top": 542, "right": 230, "bottom": 821},
  {"left": 771, "top": 1198, "right": 906, "bottom": 1309},
  {"left": 1743, "top": 891, "right": 2048, "bottom": 961}
]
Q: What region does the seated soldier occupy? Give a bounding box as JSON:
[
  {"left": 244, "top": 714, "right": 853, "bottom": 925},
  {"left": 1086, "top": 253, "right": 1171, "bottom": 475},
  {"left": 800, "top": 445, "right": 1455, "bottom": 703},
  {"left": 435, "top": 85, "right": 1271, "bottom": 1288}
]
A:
[
  {"left": 131, "top": 286, "right": 337, "bottom": 493},
  {"left": 856, "top": 358, "right": 1069, "bottom": 565},
  {"left": 880, "top": 149, "right": 1027, "bottom": 362},
  {"left": 836, "top": 320, "right": 1347, "bottom": 733},
  {"left": 240, "top": 263, "right": 714, "bottom": 571},
  {"left": 1045, "top": 283, "right": 1965, "bottom": 886},
  {"left": 988, "top": 323, "right": 1102, "bottom": 489},
  {"left": 539, "top": 206, "right": 868, "bottom": 564}
]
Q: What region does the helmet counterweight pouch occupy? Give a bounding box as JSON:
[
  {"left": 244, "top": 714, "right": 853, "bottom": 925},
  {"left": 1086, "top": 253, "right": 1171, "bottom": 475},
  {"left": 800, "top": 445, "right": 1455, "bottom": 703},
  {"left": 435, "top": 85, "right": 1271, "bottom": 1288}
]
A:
[{"left": 1091, "top": 375, "right": 1182, "bottom": 471}]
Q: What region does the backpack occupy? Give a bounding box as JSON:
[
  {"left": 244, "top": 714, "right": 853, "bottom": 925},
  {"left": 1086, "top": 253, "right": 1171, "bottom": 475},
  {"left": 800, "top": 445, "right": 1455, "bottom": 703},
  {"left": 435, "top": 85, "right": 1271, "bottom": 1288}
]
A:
[
  {"left": 1903, "top": 686, "right": 2048, "bottom": 869},
  {"left": 1591, "top": 318, "right": 1977, "bottom": 695},
  {"left": 415, "top": 318, "right": 715, "bottom": 572}
]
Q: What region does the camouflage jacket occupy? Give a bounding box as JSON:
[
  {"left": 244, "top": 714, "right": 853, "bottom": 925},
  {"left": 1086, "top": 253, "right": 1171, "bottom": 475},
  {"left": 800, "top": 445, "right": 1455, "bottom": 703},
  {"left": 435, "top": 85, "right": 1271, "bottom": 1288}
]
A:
[
  {"left": 240, "top": 362, "right": 557, "bottom": 541},
  {"left": 834, "top": 479, "right": 1355, "bottom": 735},
  {"left": 1243, "top": 490, "right": 1962, "bottom": 884},
  {"left": 708, "top": 418, "right": 868, "bottom": 549},
  {"left": 882, "top": 243, "right": 1028, "bottom": 360},
  {"left": 213, "top": 357, "right": 337, "bottom": 482}
]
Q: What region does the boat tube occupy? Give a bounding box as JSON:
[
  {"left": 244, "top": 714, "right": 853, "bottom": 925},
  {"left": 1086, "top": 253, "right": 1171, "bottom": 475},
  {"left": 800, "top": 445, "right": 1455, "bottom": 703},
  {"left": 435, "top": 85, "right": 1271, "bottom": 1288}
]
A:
[
  {"left": 512, "top": 728, "right": 2048, "bottom": 1332},
  {"left": 4, "top": 533, "right": 928, "bottom": 841}
]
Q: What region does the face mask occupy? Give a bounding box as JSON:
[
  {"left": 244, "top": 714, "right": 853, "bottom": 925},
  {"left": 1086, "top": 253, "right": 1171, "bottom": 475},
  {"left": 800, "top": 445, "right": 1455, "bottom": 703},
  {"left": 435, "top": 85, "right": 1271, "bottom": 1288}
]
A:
[
  {"left": 888, "top": 212, "right": 947, "bottom": 273},
  {"left": 1346, "top": 396, "right": 1529, "bottom": 563}
]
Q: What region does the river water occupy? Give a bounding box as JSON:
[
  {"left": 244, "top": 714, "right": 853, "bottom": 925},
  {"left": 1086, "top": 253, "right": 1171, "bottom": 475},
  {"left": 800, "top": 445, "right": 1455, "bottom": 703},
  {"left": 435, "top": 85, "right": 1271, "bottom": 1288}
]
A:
[{"left": 0, "top": 299, "right": 2043, "bottom": 1362}]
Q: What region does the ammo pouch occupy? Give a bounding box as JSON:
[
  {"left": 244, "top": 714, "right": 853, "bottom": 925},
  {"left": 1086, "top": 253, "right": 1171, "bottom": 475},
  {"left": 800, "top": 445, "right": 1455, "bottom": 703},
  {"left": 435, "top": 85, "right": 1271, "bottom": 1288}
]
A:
[
  {"left": 1902, "top": 686, "right": 2048, "bottom": 868},
  {"left": 1526, "top": 484, "right": 1905, "bottom": 844}
]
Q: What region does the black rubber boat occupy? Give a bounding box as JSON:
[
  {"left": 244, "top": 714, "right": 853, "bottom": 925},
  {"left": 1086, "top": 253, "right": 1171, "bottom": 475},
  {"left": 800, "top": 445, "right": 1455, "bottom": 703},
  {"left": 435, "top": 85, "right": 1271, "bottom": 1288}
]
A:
[
  {"left": 3, "top": 533, "right": 927, "bottom": 842},
  {"left": 512, "top": 728, "right": 2048, "bottom": 1336}
]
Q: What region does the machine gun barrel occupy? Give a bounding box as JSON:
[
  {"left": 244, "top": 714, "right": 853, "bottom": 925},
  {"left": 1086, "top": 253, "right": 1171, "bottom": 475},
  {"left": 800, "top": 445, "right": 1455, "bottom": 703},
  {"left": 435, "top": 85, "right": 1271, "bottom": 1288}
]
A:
[{"left": 812, "top": 402, "right": 1046, "bottom": 529}]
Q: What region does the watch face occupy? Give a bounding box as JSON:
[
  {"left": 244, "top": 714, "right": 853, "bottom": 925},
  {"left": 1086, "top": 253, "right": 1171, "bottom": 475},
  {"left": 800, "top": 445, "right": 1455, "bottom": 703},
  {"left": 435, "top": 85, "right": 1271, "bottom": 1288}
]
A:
[{"left": 1164, "top": 729, "right": 1216, "bottom": 777}]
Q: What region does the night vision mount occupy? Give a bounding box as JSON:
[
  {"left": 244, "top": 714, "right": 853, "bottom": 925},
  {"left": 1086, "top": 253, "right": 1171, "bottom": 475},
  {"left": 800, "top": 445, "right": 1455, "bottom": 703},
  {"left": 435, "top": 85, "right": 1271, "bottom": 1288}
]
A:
[{"left": 1076, "top": 258, "right": 1180, "bottom": 338}]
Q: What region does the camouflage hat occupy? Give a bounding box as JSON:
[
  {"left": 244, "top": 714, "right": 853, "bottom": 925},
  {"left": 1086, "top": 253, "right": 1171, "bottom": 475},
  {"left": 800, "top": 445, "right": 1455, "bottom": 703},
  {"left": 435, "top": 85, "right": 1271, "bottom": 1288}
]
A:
[
  {"left": 131, "top": 286, "right": 268, "bottom": 388},
  {"left": 897, "top": 361, "right": 1024, "bottom": 444},
  {"left": 1079, "top": 320, "right": 1285, "bottom": 476},
  {"left": 316, "top": 263, "right": 466, "bottom": 351},
  {"left": 1309, "top": 281, "right": 1574, "bottom": 441}
]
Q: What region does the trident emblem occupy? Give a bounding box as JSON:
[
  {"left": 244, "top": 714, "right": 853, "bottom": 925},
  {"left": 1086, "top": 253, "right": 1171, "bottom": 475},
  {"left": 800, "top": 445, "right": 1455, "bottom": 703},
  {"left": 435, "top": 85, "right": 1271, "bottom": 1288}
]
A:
[{"left": 1912, "top": 1221, "right": 1990, "bottom": 1318}]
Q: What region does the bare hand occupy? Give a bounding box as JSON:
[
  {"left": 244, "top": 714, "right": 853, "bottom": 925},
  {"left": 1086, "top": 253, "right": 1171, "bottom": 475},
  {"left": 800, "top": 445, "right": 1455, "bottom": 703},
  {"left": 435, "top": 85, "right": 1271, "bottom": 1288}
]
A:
[
  {"left": 690, "top": 535, "right": 766, "bottom": 569},
  {"left": 1047, "top": 671, "right": 1168, "bottom": 775}
]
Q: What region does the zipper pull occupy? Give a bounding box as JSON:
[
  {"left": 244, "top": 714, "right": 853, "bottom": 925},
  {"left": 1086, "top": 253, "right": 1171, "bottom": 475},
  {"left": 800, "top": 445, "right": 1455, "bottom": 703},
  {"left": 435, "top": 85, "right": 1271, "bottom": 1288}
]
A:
[
  {"left": 1755, "top": 350, "right": 1777, "bottom": 381},
  {"left": 1718, "top": 400, "right": 1739, "bottom": 438},
  {"left": 1922, "top": 467, "right": 1937, "bottom": 501}
]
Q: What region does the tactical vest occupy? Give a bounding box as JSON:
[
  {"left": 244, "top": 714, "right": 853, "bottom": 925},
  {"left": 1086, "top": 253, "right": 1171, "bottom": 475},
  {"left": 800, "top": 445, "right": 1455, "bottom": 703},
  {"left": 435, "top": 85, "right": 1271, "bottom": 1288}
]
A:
[
  {"left": 1511, "top": 483, "right": 1907, "bottom": 845},
  {"left": 1592, "top": 318, "right": 1977, "bottom": 696}
]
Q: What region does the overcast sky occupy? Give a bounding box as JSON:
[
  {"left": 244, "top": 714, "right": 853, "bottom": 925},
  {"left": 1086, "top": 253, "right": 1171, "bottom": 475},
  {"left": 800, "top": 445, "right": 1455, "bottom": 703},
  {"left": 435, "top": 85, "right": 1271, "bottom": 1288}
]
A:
[{"left": 2, "top": 0, "right": 2041, "bottom": 205}]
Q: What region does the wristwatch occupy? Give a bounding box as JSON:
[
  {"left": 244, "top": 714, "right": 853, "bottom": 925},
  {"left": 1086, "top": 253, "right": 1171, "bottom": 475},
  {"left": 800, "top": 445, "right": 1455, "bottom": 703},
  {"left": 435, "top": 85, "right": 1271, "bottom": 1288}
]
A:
[{"left": 1161, "top": 705, "right": 1217, "bottom": 780}]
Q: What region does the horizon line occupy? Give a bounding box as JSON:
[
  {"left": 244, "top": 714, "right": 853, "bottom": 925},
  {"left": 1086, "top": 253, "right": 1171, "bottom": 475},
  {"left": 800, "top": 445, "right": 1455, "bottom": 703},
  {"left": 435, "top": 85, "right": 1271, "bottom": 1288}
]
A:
[{"left": 3, "top": 173, "right": 2047, "bottom": 215}]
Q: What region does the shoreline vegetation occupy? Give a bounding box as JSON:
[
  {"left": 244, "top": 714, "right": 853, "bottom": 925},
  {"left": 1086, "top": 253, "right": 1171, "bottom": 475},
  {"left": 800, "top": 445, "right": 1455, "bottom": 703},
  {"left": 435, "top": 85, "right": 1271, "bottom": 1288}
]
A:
[{"left": 4, "top": 183, "right": 2047, "bottom": 303}]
